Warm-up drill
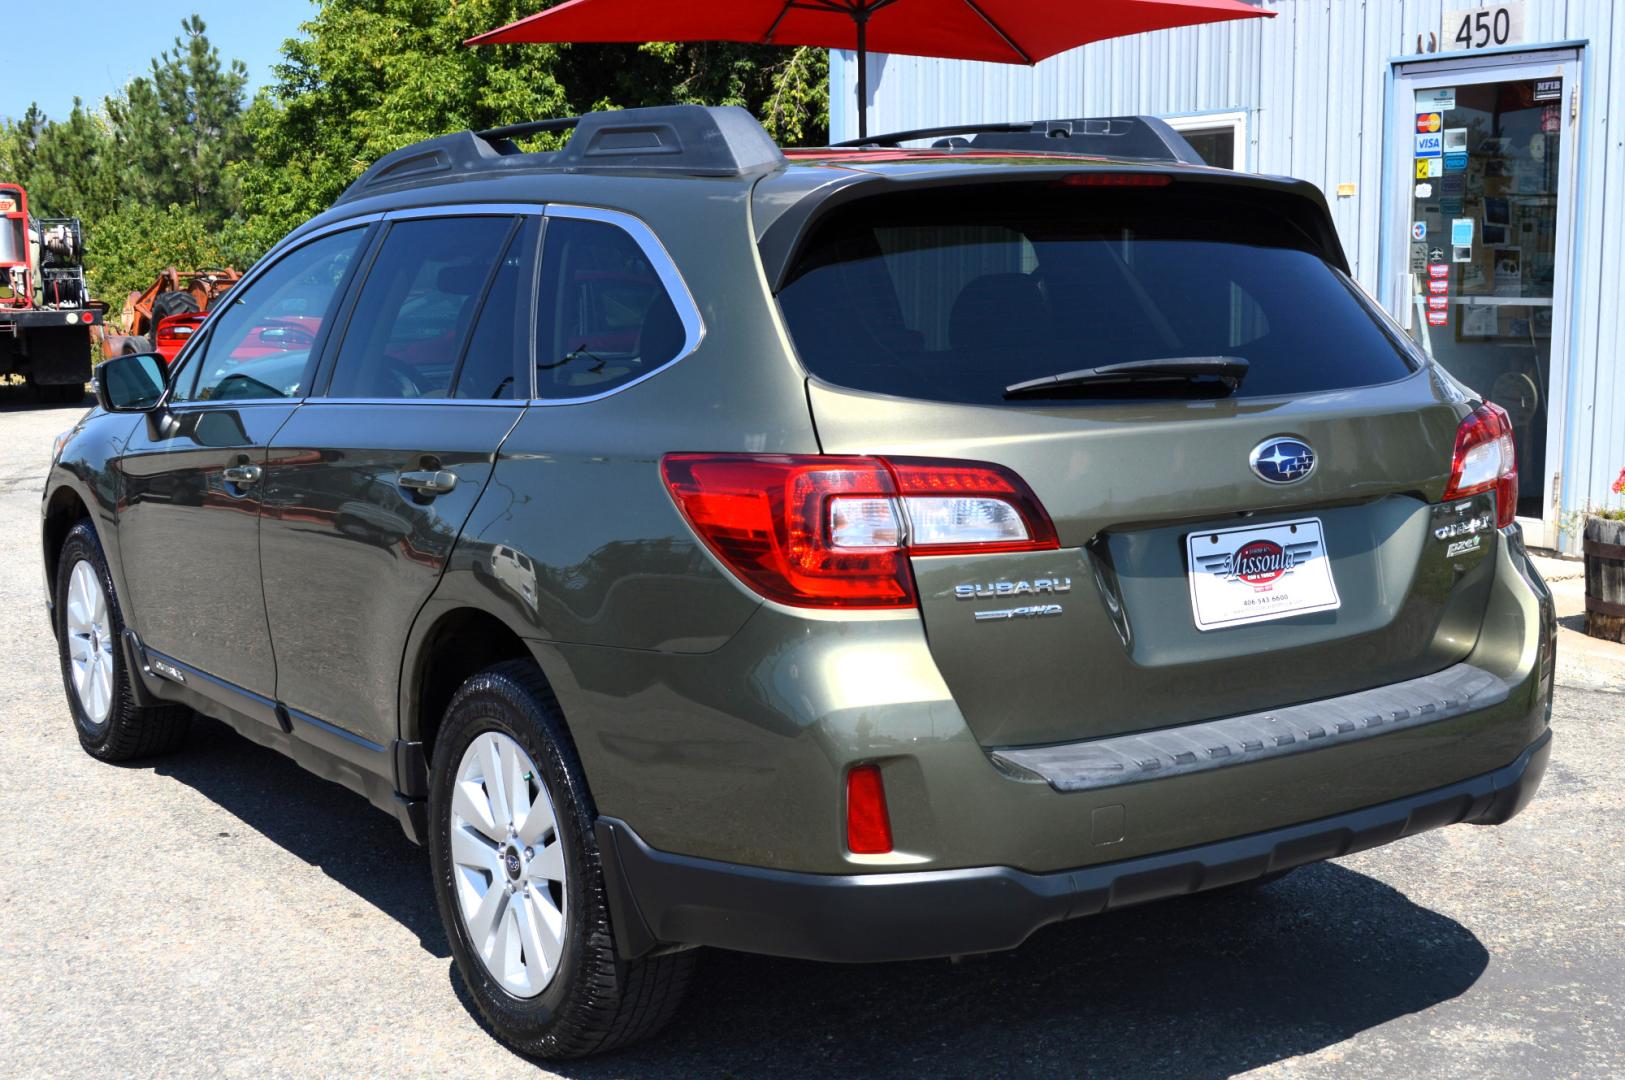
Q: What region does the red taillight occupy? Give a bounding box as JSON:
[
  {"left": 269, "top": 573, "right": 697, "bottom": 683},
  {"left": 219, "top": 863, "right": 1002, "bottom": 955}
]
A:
[
  {"left": 1443, "top": 402, "right": 1518, "bottom": 528},
  {"left": 660, "top": 454, "right": 1059, "bottom": 609},
  {"left": 845, "top": 764, "right": 892, "bottom": 854}
]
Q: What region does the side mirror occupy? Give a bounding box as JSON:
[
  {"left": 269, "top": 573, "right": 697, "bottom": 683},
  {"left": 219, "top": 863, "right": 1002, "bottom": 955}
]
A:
[{"left": 94, "top": 352, "right": 168, "bottom": 412}]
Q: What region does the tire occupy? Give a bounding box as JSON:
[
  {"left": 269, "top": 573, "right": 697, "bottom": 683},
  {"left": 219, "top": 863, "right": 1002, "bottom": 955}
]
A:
[
  {"left": 149, "top": 290, "right": 200, "bottom": 341},
  {"left": 54, "top": 520, "right": 190, "bottom": 761},
  {"left": 428, "top": 660, "right": 694, "bottom": 1059}
]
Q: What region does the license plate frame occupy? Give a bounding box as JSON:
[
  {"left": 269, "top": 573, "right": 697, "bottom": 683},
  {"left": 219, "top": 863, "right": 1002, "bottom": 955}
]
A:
[{"left": 1186, "top": 517, "right": 1341, "bottom": 632}]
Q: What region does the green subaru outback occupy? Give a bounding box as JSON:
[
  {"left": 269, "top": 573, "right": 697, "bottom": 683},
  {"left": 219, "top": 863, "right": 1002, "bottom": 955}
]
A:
[{"left": 43, "top": 106, "right": 1554, "bottom": 1058}]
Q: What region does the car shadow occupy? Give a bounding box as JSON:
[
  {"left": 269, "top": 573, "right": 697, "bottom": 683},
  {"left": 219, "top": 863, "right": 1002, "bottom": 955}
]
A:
[
  {"left": 148, "top": 716, "right": 450, "bottom": 957},
  {"left": 154, "top": 717, "right": 1487, "bottom": 1079},
  {"left": 543, "top": 866, "right": 1487, "bottom": 1080},
  {"left": 0, "top": 380, "right": 90, "bottom": 412}
]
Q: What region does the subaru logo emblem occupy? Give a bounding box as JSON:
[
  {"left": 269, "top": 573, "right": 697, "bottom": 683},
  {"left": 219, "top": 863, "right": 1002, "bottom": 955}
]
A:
[{"left": 1249, "top": 437, "right": 1316, "bottom": 484}]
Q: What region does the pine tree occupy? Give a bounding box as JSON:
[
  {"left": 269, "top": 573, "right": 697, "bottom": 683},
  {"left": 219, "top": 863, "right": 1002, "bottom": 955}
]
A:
[{"left": 108, "top": 15, "right": 249, "bottom": 225}]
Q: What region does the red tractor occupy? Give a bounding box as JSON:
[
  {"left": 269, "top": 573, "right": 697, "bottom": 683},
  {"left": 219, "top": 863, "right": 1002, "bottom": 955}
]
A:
[
  {"left": 0, "top": 183, "right": 101, "bottom": 403},
  {"left": 106, "top": 265, "right": 242, "bottom": 363}
]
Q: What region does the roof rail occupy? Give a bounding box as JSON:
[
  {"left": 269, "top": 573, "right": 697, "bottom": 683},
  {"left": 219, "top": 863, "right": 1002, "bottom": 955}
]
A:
[
  {"left": 475, "top": 116, "right": 583, "bottom": 143},
  {"left": 336, "top": 105, "right": 787, "bottom": 204},
  {"left": 830, "top": 116, "right": 1207, "bottom": 165}
]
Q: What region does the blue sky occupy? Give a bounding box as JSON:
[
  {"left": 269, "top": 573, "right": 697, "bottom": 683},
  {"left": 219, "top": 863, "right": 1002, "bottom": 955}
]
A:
[{"left": 2, "top": 3, "right": 314, "bottom": 122}]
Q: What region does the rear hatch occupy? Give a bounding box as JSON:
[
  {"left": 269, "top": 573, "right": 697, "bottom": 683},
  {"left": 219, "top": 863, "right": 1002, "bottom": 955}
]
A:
[{"left": 773, "top": 176, "right": 1494, "bottom": 748}]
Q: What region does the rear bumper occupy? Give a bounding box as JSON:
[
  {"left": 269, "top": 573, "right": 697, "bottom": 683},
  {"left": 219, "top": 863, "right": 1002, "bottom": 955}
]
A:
[
  {"left": 0, "top": 309, "right": 92, "bottom": 329},
  {"left": 598, "top": 730, "right": 1550, "bottom": 963}
]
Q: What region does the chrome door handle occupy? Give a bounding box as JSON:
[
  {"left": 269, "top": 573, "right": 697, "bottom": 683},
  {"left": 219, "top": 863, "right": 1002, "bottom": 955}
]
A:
[
  {"left": 399, "top": 469, "right": 458, "bottom": 496},
  {"left": 221, "top": 464, "right": 262, "bottom": 486}
]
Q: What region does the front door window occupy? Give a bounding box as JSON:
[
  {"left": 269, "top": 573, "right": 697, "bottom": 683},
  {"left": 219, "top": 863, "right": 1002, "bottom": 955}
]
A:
[{"left": 1402, "top": 70, "right": 1570, "bottom": 521}]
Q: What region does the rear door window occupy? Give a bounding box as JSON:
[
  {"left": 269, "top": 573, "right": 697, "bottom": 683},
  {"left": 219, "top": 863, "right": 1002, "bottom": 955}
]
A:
[
  {"left": 455, "top": 217, "right": 539, "bottom": 400},
  {"left": 323, "top": 216, "right": 515, "bottom": 399},
  {"left": 776, "top": 183, "right": 1417, "bottom": 404}
]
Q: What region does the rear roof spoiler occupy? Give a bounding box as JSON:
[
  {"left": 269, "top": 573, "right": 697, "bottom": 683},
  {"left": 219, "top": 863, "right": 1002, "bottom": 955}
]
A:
[{"left": 830, "top": 116, "right": 1207, "bottom": 165}]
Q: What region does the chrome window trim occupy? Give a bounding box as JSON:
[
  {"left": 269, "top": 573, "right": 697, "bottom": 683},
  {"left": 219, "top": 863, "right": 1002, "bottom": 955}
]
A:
[
  {"left": 383, "top": 203, "right": 543, "bottom": 222},
  {"left": 527, "top": 203, "right": 706, "bottom": 407},
  {"left": 297, "top": 397, "right": 524, "bottom": 408},
  {"left": 158, "top": 213, "right": 386, "bottom": 410}
]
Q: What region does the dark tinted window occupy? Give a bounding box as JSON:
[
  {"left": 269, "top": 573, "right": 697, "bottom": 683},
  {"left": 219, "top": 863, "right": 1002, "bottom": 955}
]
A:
[
  {"left": 454, "top": 217, "right": 538, "bottom": 400},
  {"left": 777, "top": 184, "right": 1416, "bottom": 405},
  {"left": 325, "top": 216, "right": 514, "bottom": 399},
  {"left": 535, "top": 217, "right": 689, "bottom": 400},
  {"left": 176, "top": 228, "right": 363, "bottom": 402}
]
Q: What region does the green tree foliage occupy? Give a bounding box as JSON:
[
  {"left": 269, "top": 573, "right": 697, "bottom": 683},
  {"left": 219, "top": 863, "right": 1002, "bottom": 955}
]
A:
[
  {"left": 235, "top": 0, "right": 830, "bottom": 253},
  {"left": 108, "top": 15, "right": 250, "bottom": 223},
  {"left": 83, "top": 203, "right": 238, "bottom": 308},
  {"left": 3, "top": 4, "right": 831, "bottom": 302},
  {"left": 232, "top": 0, "right": 574, "bottom": 255},
  {"left": 27, "top": 103, "right": 122, "bottom": 220}
]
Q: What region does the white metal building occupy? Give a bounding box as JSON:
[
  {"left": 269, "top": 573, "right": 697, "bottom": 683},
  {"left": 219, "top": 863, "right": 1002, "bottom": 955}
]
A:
[{"left": 830, "top": 0, "right": 1623, "bottom": 549}]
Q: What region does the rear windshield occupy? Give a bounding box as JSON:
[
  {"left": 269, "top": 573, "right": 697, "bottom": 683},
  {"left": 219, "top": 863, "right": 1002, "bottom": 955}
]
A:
[{"left": 776, "top": 183, "right": 1416, "bottom": 404}]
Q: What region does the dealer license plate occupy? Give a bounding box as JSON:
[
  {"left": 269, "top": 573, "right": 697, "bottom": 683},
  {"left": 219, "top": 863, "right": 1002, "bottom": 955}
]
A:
[{"left": 1186, "top": 518, "right": 1341, "bottom": 631}]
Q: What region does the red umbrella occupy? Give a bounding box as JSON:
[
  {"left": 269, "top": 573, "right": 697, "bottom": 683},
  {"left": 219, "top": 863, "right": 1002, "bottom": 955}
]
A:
[{"left": 468, "top": 0, "right": 1272, "bottom": 139}]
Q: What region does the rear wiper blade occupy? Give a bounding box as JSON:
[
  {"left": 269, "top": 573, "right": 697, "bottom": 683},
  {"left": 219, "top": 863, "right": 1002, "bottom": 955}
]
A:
[{"left": 1003, "top": 356, "right": 1250, "bottom": 398}]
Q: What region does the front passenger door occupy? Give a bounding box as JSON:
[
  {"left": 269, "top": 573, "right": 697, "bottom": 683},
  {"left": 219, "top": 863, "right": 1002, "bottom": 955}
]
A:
[
  {"left": 116, "top": 226, "right": 369, "bottom": 709},
  {"left": 259, "top": 211, "right": 536, "bottom": 750}
]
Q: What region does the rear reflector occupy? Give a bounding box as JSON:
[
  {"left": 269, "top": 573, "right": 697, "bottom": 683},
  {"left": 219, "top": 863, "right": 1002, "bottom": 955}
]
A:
[
  {"left": 1443, "top": 402, "right": 1518, "bottom": 528},
  {"left": 845, "top": 764, "right": 893, "bottom": 854},
  {"left": 660, "top": 454, "right": 1058, "bottom": 608}
]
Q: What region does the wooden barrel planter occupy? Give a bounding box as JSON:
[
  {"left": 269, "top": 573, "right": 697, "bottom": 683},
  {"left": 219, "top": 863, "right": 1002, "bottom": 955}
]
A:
[{"left": 1585, "top": 517, "right": 1625, "bottom": 643}]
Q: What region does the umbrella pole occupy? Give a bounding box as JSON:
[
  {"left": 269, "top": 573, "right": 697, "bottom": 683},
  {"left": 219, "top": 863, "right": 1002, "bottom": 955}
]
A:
[{"left": 855, "top": 12, "right": 868, "bottom": 140}]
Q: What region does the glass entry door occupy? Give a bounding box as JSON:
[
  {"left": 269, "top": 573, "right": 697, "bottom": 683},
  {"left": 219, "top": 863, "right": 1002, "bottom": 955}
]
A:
[{"left": 1391, "top": 49, "right": 1580, "bottom": 538}]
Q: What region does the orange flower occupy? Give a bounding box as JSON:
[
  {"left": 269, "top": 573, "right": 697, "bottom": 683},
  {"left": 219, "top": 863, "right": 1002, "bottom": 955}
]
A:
[{"left": 1615, "top": 468, "right": 1625, "bottom": 495}]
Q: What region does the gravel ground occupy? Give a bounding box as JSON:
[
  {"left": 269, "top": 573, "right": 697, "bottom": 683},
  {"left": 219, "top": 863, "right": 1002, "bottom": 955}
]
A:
[{"left": 1, "top": 387, "right": 1620, "bottom": 1079}]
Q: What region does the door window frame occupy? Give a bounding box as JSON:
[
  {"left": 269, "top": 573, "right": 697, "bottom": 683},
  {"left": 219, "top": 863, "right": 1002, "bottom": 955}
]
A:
[
  {"left": 309, "top": 204, "right": 546, "bottom": 406},
  {"left": 307, "top": 209, "right": 529, "bottom": 399},
  {"left": 160, "top": 215, "right": 384, "bottom": 411},
  {"left": 1383, "top": 44, "right": 1584, "bottom": 546}
]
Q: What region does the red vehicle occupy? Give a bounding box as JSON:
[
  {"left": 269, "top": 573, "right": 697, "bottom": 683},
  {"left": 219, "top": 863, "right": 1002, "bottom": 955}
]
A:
[{"left": 0, "top": 183, "right": 100, "bottom": 403}]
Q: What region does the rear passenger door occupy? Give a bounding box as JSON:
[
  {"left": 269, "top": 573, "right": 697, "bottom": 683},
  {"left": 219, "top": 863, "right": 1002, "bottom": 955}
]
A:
[{"left": 259, "top": 209, "right": 536, "bottom": 751}]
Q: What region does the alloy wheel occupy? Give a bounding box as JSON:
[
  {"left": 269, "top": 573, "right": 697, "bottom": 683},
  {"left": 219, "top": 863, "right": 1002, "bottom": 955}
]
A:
[
  {"left": 449, "top": 731, "right": 569, "bottom": 998},
  {"left": 64, "top": 559, "right": 115, "bottom": 726}
]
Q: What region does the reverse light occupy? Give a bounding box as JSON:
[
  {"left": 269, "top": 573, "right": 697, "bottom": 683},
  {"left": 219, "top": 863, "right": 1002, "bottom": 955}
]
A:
[
  {"left": 888, "top": 459, "right": 1058, "bottom": 555},
  {"left": 1443, "top": 402, "right": 1518, "bottom": 529},
  {"left": 845, "top": 764, "right": 893, "bottom": 855},
  {"left": 660, "top": 454, "right": 1058, "bottom": 609}
]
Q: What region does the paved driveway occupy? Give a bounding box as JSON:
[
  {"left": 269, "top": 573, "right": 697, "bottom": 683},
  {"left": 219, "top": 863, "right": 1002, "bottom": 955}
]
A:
[{"left": 1, "top": 386, "right": 1619, "bottom": 1079}]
